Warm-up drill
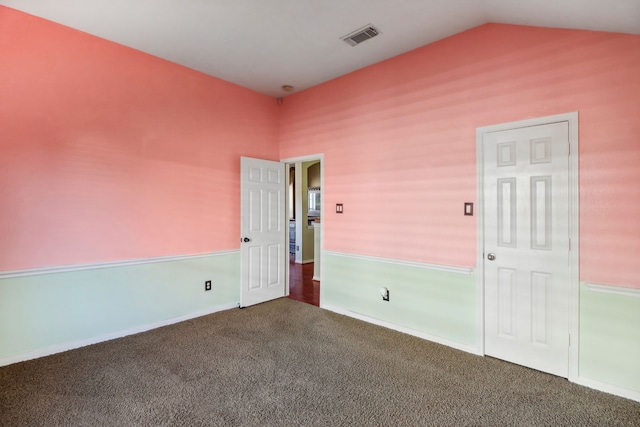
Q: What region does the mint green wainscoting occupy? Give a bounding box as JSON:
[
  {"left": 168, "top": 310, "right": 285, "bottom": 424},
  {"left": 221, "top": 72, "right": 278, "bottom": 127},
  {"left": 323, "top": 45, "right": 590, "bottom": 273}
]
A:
[
  {"left": 579, "top": 283, "right": 640, "bottom": 394},
  {"left": 0, "top": 251, "right": 240, "bottom": 363},
  {"left": 321, "top": 252, "right": 477, "bottom": 349}
]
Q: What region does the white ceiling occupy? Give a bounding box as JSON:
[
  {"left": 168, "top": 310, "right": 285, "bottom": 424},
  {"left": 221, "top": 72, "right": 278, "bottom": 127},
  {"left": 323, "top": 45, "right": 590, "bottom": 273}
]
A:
[{"left": 2, "top": 0, "right": 639, "bottom": 97}]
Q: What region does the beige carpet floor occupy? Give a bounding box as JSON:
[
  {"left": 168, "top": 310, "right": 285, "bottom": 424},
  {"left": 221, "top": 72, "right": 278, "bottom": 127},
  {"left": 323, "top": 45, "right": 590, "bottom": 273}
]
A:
[{"left": 1, "top": 298, "right": 639, "bottom": 426}]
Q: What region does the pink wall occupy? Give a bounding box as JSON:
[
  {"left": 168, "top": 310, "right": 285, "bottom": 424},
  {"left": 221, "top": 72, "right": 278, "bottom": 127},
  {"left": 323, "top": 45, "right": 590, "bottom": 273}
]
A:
[
  {"left": 0, "top": 7, "right": 279, "bottom": 270},
  {"left": 279, "top": 24, "right": 640, "bottom": 288},
  {"left": 2, "top": 8, "right": 638, "bottom": 288}
]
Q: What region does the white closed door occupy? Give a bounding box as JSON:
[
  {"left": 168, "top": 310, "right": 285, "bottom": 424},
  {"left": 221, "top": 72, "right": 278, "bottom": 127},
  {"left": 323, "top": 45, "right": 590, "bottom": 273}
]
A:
[
  {"left": 240, "top": 157, "right": 286, "bottom": 308},
  {"left": 483, "top": 121, "right": 570, "bottom": 377}
]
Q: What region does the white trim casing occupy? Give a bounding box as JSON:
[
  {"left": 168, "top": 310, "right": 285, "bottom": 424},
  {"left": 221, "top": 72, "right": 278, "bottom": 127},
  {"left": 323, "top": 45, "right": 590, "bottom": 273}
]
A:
[
  {"left": 475, "top": 124, "right": 486, "bottom": 356},
  {"left": 0, "top": 250, "right": 240, "bottom": 279},
  {"left": 475, "top": 112, "right": 580, "bottom": 380},
  {"left": 568, "top": 113, "right": 580, "bottom": 382},
  {"left": 324, "top": 250, "right": 474, "bottom": 275},
  {"left": 584, "top": 282, "right": 640, "bottom": 298}
]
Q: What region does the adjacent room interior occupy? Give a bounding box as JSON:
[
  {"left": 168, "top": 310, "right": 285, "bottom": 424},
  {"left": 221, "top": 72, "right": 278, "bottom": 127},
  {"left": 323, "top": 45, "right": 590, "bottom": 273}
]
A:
[{"left": 288, "top": 160, "right": 321, "bottom": 307}]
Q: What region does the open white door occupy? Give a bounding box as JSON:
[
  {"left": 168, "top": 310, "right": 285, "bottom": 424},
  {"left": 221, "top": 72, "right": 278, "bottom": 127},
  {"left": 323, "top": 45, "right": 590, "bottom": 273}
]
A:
[
  {"left": 240, "top": 157, "right": 286, "bottom": 307},
  {"left": 483, "top": 121, "right": 571, "bottom": 377}
]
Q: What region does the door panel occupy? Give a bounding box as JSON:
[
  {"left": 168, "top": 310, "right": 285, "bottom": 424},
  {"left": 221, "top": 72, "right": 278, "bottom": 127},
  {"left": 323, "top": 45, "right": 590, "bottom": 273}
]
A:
[
  {"left": 240, "top": 157, "right": 286, "bottom": 307},
  {"left": 484, "top": 122, "right": 570, "bottom": 378}
]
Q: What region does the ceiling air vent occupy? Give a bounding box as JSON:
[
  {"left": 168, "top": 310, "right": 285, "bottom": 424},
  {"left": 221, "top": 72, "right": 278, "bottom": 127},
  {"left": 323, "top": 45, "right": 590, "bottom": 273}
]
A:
[{"left": 341, "top": 25, "right": 380, "bottom": 47}]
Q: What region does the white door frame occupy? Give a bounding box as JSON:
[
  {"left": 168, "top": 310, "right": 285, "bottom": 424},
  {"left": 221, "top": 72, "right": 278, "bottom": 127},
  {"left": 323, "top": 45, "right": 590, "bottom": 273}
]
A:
[
  {"left": 280, "top": 153, "right": 325, "bottom": 298},
  {"left": 475, "top": 112, "right": 579, "bottom": 381}
]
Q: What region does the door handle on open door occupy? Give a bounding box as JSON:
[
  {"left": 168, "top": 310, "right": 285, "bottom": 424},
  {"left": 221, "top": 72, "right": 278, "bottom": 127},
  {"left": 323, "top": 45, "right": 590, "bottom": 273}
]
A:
[
  {"left": 487, "top": 253, "right": 496, "bottom": 261},
  {"left": 242, "top": 237, "right": 251, "bottom": 243}
]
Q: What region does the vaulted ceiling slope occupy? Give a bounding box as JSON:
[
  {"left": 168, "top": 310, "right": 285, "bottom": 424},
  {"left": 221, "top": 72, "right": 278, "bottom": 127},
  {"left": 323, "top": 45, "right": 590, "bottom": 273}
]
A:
[{"left": 2, "top": 0, "right": 639, "bottom": 97}]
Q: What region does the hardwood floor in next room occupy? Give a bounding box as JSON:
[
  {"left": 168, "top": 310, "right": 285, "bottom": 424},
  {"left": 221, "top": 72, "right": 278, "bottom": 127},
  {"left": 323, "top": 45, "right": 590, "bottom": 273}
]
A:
[{"left": 288, "top": 255, "right": 319, "bottom": 306}]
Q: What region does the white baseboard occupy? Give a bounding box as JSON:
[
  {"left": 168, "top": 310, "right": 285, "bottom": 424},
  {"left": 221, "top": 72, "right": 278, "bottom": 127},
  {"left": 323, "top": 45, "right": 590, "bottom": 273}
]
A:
[
  {"left": 0, "top": 302, "right": 239, "bottom": 367},
  {"left": 575, "top": 375, "right": 640, "bottom": 403},
  {"left": 321, "top": 303, "right": 481, "bottom": 356},
  {"left": 321, "top": 305, "right": 639, "bottom": 403}
]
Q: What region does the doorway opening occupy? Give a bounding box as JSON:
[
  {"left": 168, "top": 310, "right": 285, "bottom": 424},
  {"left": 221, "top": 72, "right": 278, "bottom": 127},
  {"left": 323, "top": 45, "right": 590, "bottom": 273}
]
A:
[{"left": 283, "top": 155, "right": 324, "bottom": 306}]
